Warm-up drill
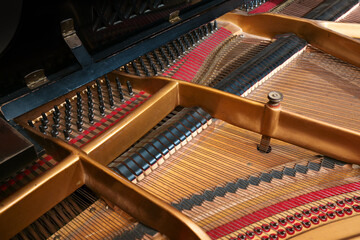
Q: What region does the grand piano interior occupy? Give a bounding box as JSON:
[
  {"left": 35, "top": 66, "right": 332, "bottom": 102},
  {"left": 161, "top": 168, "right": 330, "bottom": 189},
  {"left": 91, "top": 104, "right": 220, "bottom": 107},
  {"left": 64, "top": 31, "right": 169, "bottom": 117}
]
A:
[{"left": 1, "top": 0, "right": 360, "bottom": 239}]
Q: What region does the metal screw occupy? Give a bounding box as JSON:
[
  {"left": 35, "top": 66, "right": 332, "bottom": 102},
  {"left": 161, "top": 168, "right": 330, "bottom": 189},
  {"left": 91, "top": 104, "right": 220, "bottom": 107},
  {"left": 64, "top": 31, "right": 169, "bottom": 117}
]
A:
[{"left": 267, "top": 91, "right": 283, "bottom": 107}]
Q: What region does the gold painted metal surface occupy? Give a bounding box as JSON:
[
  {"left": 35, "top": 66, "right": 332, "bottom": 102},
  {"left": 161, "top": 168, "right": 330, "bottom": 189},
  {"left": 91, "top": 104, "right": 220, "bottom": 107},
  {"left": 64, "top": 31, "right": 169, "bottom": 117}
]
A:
[
  {"left": 83, "top": 80, "right": 179, "bottom": 165},
  {"left": 81, "top": 154, "right": 211, "bottom": 240},
  {"left": 20, "top": 72, "right": 360, "bottom": 169},
  {"left": 177, "top": 79, "right": 360, "bottom": 163},
  {"left": 10, "top": 73, "right": 360, "bottom": 238},
  {"left": 5, "top": 11, "right": 360, "bottom": 239},
  {"left": 291, "top": 214, "right": 360, "bottom": 240},
  {"left": 2, "top": 120, "right": 210, "bottom": 239},
  {"left": 0, "top": 153, "right": 83, "bottom": 239},
  {"left": 317, "top": 21, "right": 360, "bottom": 39},
  {"left": 219, "top": 12, "right": 360, "bottom": 68}
]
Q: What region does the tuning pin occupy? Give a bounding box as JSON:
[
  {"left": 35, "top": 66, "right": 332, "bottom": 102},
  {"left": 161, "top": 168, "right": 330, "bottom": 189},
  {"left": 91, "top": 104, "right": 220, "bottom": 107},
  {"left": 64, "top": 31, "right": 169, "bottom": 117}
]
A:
[
  {"left": 65, "top": 115, "right": 71, "bottom": 125},
  {"left": 109, "top": 95, "right": 115, "bottom": 109},
  {"left": 27, "top": 120, "right": 35, "bottom": 128},
  {"left": 65, "top": 109, "right": 71, "bottom": 120},
  {"left": 123, "top": 64, "right": 130, "bottom": 73},
  {"left": 165, "top": 44, "right": 176, "bottom": 62},
  {"left": 76, "top": 92, "right": 82, "bottom": 101},
  {"left": 193, "top": 30, "right": 200, "bottom": 42},
  {"left": 53, "top": 105, "right": 60, "bottom": 117},
  {"left": 126, "top": 81, "right": 134, "bottom": 96},
  {"left": 51, "top": 124, "right": 59, "bottom": 137},
  {"left": 99, "top": 105, "right": 105, "bottom": 116},
  {"left": 88, "top": 100, "right": 94, "bottom": 111},
  {"left": 198, "top": 28, "right": 204, "bottom": 39},
  {"left": 41, "top": 112, "right": 49, "bottom": 124},
  {"left": 87, "top": 86, "right": 93, "bottom": 98},
  {"left": 63, "top": 129, "right": 70, "bottom": 141},
  {"left": 177, "top": 39, "right": 185, "bottom": 53},
  {"left": 131, "top": 61, "right": 141, "bottom": 76},
  {"left": 88, "top": 112, "right": 94, "bottom": 124},
  {"left": 39, "top": 125, "right": 46, "bottom": 134},
  {"left": 105, "top": 77, "right": 115, "bottom": 108},
  {"left": 53, "top": 115, "right": 60, "bottom": 127},
  {"left": 96, "top": 79, "right": 103, "bottom": 94},
  {"left": 159, "top": 47, "right": 170, "bottom": 67},
  {"left": 182, "top": 36, "right": 191, "bottom": 49},
  {"left": 188, "top": 32, "right": 196, "bottom": 46},
  {"left": 96, "top": 79, "right": 101, "bottom": 88},
  {"left": 77, "top": 109, "right": 83, "bottom": 121},
  {"left": 76, "top": 120, "right": 83, "bottom": 132},
  {"left": 65, "top": 122, "right": 72, "bottom": 133},
  {"left": 105, "top": 75, "right": 110, "bottom": 86},
  {"left": 145, "top": 53, "right": 158, "bottom": 75},
  {"left": 171, "top": 41, "right": 180, "bottom": 57},
  {"left": 208, "top": 22, "right": 214, "bottom": 33},
  {"left": 203, "top": 25, "right": 208, "bottom": 36},
  {"left": 40, "top": 118, "right": 48, "bottom": 129},
  {"left": 138, "top": 57, "right": 149, "bottom": 76},
  {"left": 65, "top": 98, "right": 72, "bottom": 110},
  {"left": 214, "top": 20, "right": 217, "bottom": 30},
  {"left": 152, "top": 51, "right": 164, "bottom": 71},
  {"left": 116, "top": 78, "right": 125, "bottom": 102},
  {"left": 77, "top": 101, "right": 83, "bottom": 114}
]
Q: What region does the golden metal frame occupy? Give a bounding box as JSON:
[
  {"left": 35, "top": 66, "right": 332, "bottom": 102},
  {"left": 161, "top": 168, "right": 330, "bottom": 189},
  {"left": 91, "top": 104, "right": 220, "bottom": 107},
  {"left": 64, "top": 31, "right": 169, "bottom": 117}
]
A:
[
  {"left": 3, "top": 13, "right": 360, "bottom": 239},
  {"left": 221, "top": 12, "right": 360, "bottom": 68}
]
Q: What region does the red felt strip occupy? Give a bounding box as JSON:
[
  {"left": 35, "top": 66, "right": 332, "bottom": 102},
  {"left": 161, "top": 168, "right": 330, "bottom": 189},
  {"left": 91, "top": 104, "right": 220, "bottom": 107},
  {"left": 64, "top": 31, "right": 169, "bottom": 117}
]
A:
[
  {"left": 207, "top": 181, "right": 360, "bottom": 238},
  {"left": 163, "top": 27, "right": 232, "bottom": 81},
  {"left": 69, "top": 93, "right": 149, "bottom": 146},
  {"left": 249, "top": 0, "right": 286, "bottom": 14}
]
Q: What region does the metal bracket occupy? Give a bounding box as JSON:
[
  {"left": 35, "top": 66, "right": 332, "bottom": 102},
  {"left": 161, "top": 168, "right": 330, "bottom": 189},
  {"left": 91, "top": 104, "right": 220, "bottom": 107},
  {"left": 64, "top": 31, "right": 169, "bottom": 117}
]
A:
[
  {"left": 169, "top": 10, "right": 181, "bottom": 24},
  {"left": 24, "top": 69, "right": 49, "bottom": 90},
  {"left": 61, "top": 18, "right": 82, "bottom": 49},
  {"left": 61, "top": 18, "right": 92, "bottom": 67}
]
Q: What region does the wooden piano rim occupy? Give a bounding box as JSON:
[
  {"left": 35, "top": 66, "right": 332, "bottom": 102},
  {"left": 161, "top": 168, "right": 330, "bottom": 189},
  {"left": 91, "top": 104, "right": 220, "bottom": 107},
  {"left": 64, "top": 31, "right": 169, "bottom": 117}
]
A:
[{"left": 5, "top": 13, "right": 360, "bottom": 239}]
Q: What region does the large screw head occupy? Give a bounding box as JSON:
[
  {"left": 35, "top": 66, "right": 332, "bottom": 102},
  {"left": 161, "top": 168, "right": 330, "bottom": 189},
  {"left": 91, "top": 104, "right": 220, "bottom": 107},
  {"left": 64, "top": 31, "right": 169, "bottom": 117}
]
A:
[{"left": 267, "top": 91, "right": 283, "bottom": 106}]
